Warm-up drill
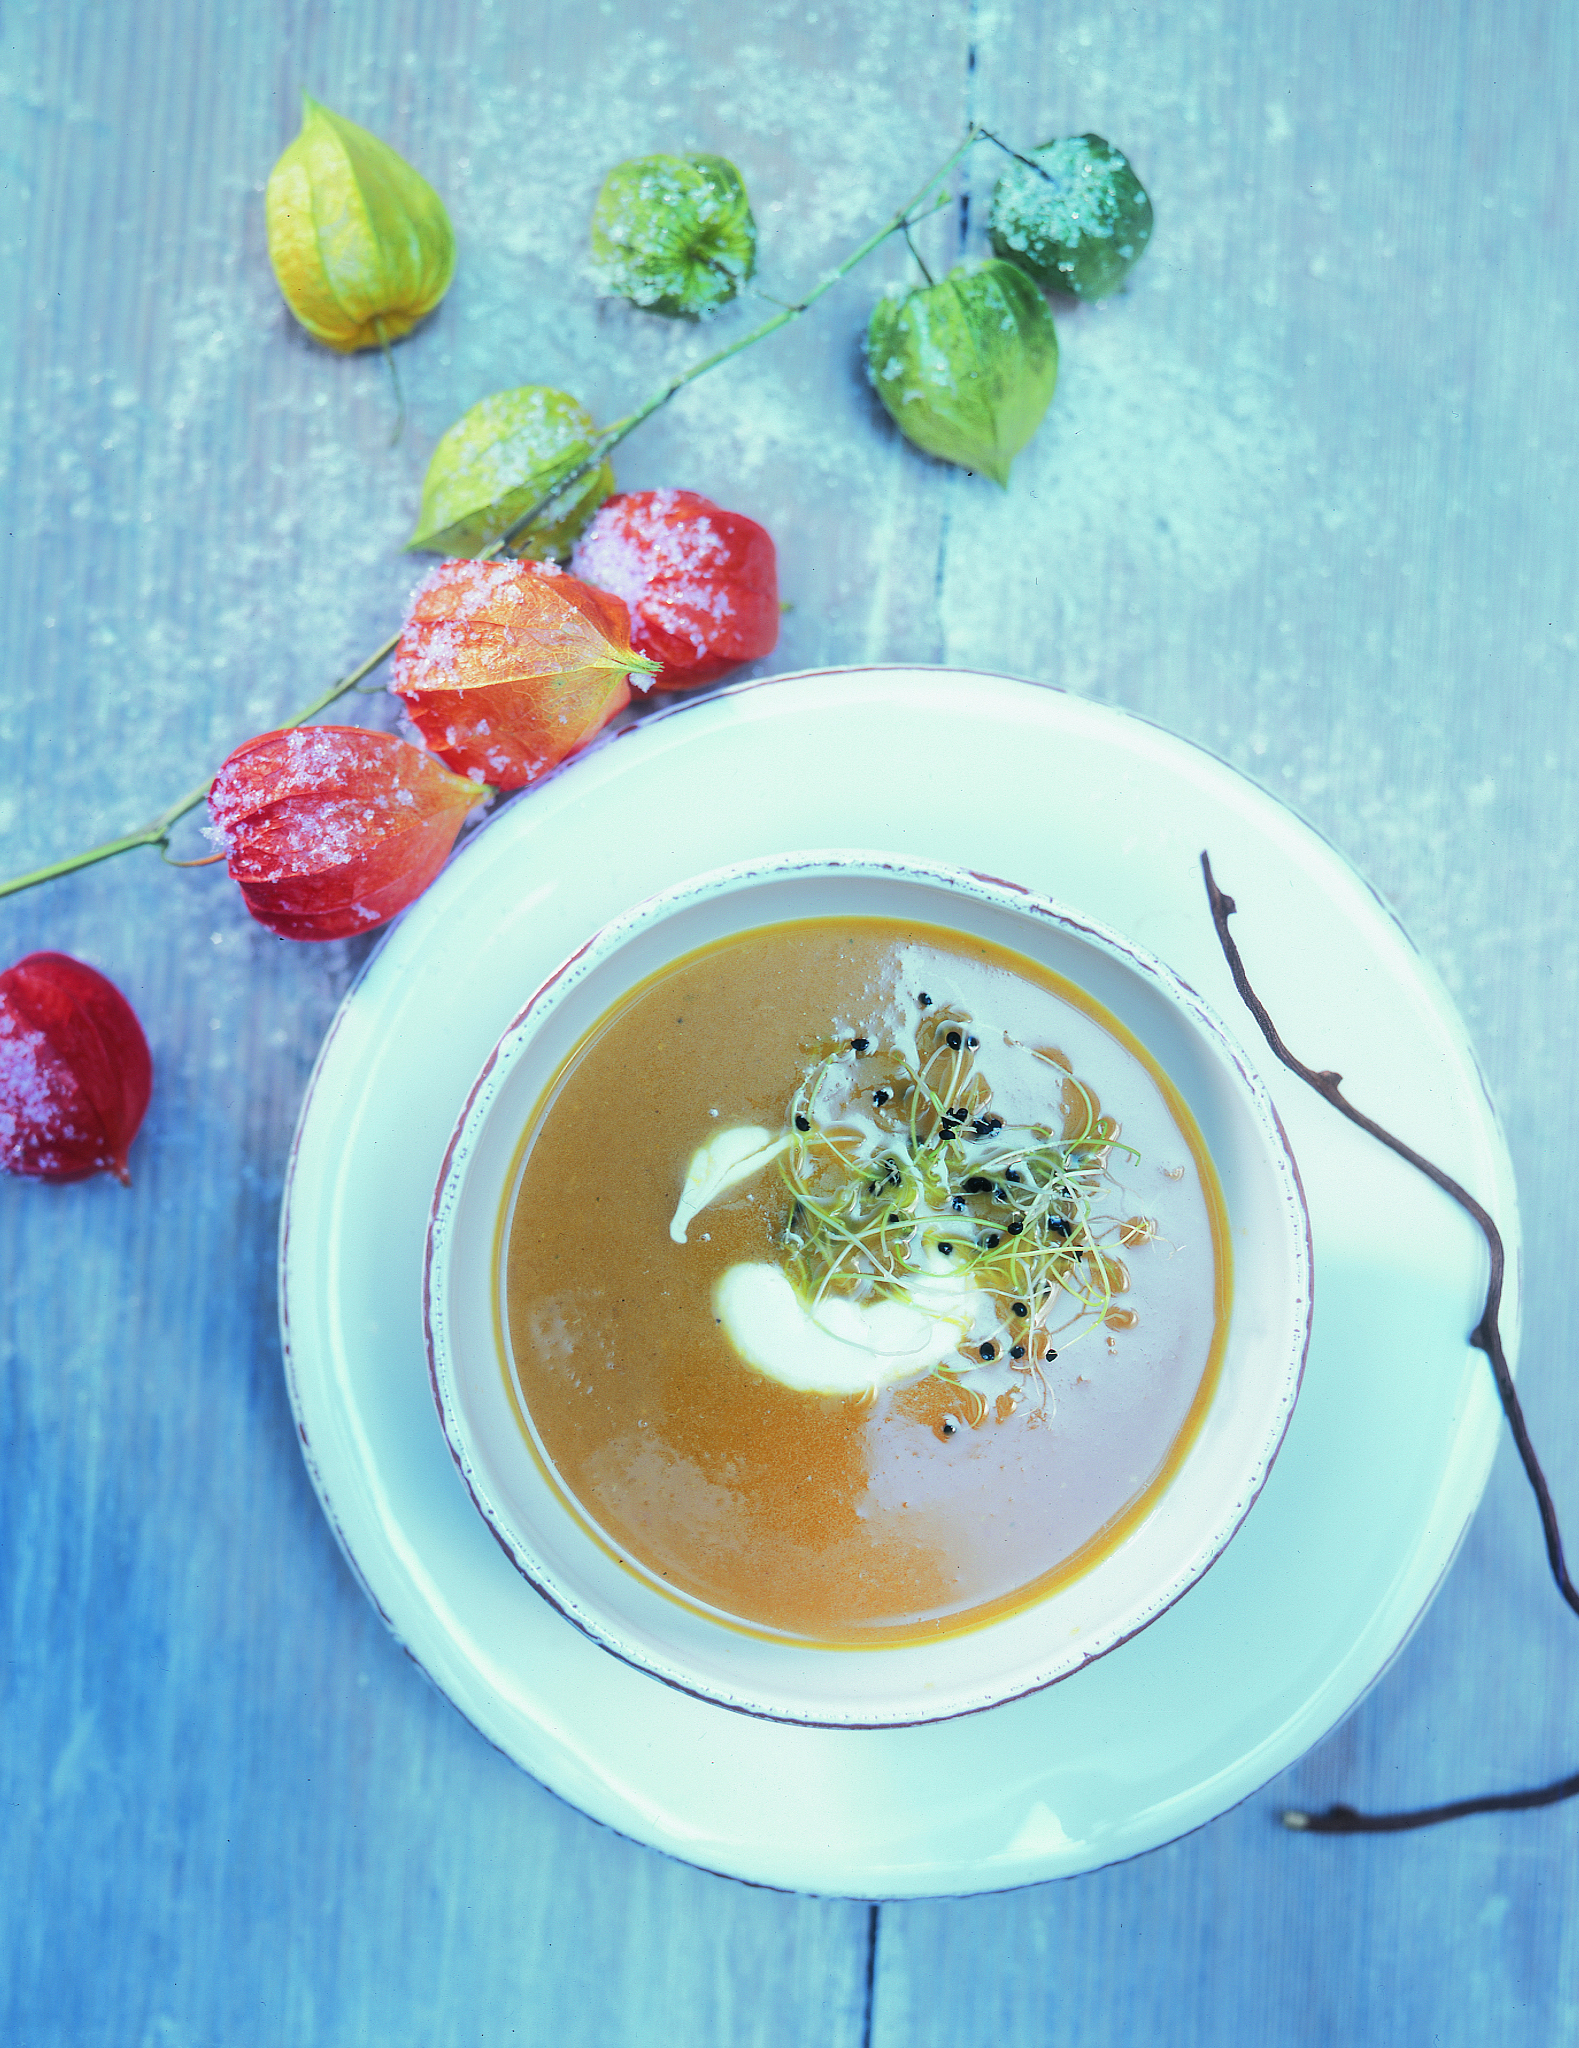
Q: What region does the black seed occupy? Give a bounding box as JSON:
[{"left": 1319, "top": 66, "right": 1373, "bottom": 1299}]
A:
[
  {"left": 979, "top": 1342, "right": 997, "bottom": 1362},
  {"left": 984, "top": 1233, "right": 1001, "bottom": 1249},
  {"left": 1005, "top": 1168, "right": 1021, "bottom": 1183},
  {"left": 950, "top": 1196, "right": 966, "bottom": 1213},
  {"left": 850, "top": 1036, "right": 870, "bottom": 1053},
  {"left": 795, "top": 1114, "right": 810, "bottom": 1132},
  {"left": 938, "top": 1241, "right": 953, "bottom": 1255},
  {"left": 993, "top": 1185, "right": 1007, "bottom": 1202},
  {"left": 940, "top": 1416, "right": 958, "bottom": 1436},
  {"left": 917, "top": 992, "right": 932, "bottom": 1006},
  {"left": 946, "top": 1030, "right": 963, "bottom": 1051},
  {"left": 1050, "top": 1218, "right": 1072, "bottom": 1239},
  {"left": 1012, "top": 1302, "right": 1029, "bottom": 1318},
  {"left": 966, "top": 1035, "right": 980, "bottom": 1049},
  {"left": 1010, "top": 1344, "right": 1026, "bottom": 1360},
  {"left": 1006, "top": 1218, "right": 1023, "bottom": 1235},
  {"left": 1046, "top": 1347, "right": 1058, "bottom": 1361},
  {"left": 873, "top": 1088, "right": 892, "bottom": 1108},
  {"left": 963, "top": 1175, "right": 991, "bottom": 1194}
]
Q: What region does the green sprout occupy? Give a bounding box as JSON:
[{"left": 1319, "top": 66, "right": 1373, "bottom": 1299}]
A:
[{"left": 773, "top": 1006, "right": 1137, "bottom": 1378}]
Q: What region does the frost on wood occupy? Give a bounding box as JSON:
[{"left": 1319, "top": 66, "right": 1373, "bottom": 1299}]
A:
[
  {"left": 571, "top": 488, "right": 779, "bottom": 688},
  {"left": 390, "top": 557, "right": 656, "bottom": 786}
]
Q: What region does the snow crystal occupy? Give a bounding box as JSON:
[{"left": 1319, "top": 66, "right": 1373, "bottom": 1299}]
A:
[
  {"left": 990, "top": 138, "right": 1128, "bottom": 252},
  {"left": 572, "top": 491, "right": 735, "bottom": 660},
  {"left": 0, "top": 1011, "right": 86, "bottom": 1169}
]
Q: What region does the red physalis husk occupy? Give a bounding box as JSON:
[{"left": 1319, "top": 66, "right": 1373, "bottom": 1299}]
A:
[
  {"left": 0, "top": 953, "right": 152, "bottom": 1185},
  {"left": 207, "top": 724, "right": 489, "bottom": 942},
  {"left": 570, "top": 488, "right": 779, "bottom": 690},
  {"left": 389, "top": 558, "right": 657, "bottom": 787}
]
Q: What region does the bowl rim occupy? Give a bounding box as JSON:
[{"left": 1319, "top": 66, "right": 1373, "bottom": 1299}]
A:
[{"left": 422, "top": 846, "right": 1314, "bottom": 1727}]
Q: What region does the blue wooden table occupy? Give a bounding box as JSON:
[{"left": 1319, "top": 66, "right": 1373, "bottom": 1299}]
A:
[{"left": 3, "top": 2, "right": 1576, "bottom": 2040}]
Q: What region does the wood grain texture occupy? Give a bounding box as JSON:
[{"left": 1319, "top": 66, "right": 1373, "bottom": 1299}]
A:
[{"left": 1, "top": 0, "right": 1575, "bottom": 2042}]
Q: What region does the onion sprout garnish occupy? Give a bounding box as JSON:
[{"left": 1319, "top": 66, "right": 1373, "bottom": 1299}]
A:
[{"left": 775, "top": 1006, "right": 1138, "bottom": 1378}]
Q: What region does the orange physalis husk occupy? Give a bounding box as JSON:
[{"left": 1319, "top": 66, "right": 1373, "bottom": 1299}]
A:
[
  {"left": 0, "top": 952, "right": 152, "bottom": 1185},
  {"left": 207, "top": 725, "right": 489, "bottom": 942},
  {"left": 388, "top": 558, "right": 658, "bottom": 788}
]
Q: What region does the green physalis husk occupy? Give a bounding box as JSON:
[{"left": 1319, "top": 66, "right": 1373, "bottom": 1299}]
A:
[
  {"left": 865, "top": 260, "right": 1058, "bottom": 486},
  {"left": 405, "top": 387, "right": 615, "bottom": 560},
  {"left": 590, "top": 154, "right": 757, "bottom": 318},
  {"left": 988, "top": 133, "right": 1153, "bottom": 301},
  {"left": 265, "top": 94, "right": 455, "bottom": 352}
]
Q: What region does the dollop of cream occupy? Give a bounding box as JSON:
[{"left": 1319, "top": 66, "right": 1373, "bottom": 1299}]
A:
[
  {"left": 669, "top": 1125, "right": 789, "bottom": 1244},
  {"left": 712, "top": 1262, "right": 993, "bottom": 1396}
]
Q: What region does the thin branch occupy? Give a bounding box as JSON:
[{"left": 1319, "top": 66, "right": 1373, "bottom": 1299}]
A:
[
  {"left": 0, "top": 130, "right": 982, "bottom": 908},
  {"left": 0, "top": 629, "right": 400, "bottom": 902},
  {"left": 373, "top": 316, "right": 406, "bottom": 446},
  {"left": 1201, "top": 850, "right": 1579, "bottom": 1835},
  {"left": 490, "top": 131, "right": 979, "bottom": 555},
  {"left": 978, "top": 127, "right": 1057, "bottom": 179},
  {"left": 1282, "top": 1770, "right": 1579, "bottom": 1836},
  {"left": 902, "top": 224, "right": 935, "bottom": 286},
  {"left": 1200, "top": 852, "right": 1574, "bottom": 1616}
]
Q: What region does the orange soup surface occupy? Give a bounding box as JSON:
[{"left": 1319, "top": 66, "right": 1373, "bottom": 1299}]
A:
[{"left": 503, "top": 919, "right": 1228, "bottom": 1643}]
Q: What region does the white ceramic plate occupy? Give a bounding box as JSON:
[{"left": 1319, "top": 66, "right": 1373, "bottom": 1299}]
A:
[{"left": 280, "top": 667, "right": 1519, "bottom": 1898}]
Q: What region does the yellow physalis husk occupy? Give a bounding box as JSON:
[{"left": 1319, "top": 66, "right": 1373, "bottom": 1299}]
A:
[
  {"left": 265, "top": 93, "right": 455, "bottom": 353},
  {"left": 405, "top": 387, "right": 615, "bottom": 561}
]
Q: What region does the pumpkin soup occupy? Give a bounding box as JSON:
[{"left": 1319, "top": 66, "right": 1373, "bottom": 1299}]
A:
[{"left": 502, "top": 918, "right": 1228, "bottom": 1643}]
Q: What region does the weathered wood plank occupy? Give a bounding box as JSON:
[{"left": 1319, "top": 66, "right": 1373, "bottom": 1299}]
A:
[
  {"left": 875, "top": 2, "right": 1579, "bottom": 2040},
  {"left": 2, "top": 0, "right": 1577, "bottom": 2041},
  {"left": 0, "top": 0, "right": 974, "bottom": 2037}
]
